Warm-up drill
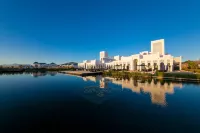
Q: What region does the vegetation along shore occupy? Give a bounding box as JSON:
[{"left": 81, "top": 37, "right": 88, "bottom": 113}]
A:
[
  {"left": 103, "top": 70, "right": 200, "bottom": 81},
  {"left": 1, "top": 67, "right": 200, "bottom": 82}
]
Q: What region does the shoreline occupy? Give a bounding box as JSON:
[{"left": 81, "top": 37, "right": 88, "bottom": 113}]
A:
[
  {"left": 0, "top": 68, "right": 200, "bottom": 82},
  {"left": 0, "top": 68, "right": 76, "bottom": 73},
  {"left": 60, "top": 71, "right": 103, "bottom": 76}
]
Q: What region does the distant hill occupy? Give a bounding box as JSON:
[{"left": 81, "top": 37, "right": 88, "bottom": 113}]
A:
[
  {"left": 1, "top": 63, "right": 31, "bottom": 66},
  {"left": 182, "top": 60, "right": 200, "bottom": 69},
  {"left": 62, "top": 62, "right": 78, "bottom": 65}
]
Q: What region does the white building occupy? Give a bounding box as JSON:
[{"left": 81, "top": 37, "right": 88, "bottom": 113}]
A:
[
  {"left": 60, "top": 62, "right": 78, "bottom": 68},
  {"left": 78, "top": 39, "right": 182, "bottom": 72},
  {"left": 60, "top": 64, "right": 78, "bottom": 68},
  {"left": 78, "top": 60, "right": 102, "bottom": 69}
]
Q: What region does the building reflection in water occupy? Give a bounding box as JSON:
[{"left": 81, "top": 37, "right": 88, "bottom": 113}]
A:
[
  {"left": 119, "top": 78, "right": 183, "bottom": 106},
  {"left": 83, "top": 76, "right": 111, "bottom": 97},
  {"left": 82, "top": 75, "right": 102, "bottom": 82},
  {"left": 81, "top": 76, "right": 183, "bottom": 106}
]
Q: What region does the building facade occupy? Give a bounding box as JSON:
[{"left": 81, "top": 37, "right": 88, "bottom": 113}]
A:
[{"left": 78, "top": 39, "right": 182, "bottom": 72}]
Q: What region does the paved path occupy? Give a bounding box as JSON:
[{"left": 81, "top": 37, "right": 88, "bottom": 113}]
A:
[{"left": 60, "top": 71, "right": 103, "bottom": 76}]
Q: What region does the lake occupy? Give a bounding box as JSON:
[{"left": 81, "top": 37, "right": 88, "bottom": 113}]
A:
[{"left": 1, "top": 72, "right": 200, "bottom": 133}]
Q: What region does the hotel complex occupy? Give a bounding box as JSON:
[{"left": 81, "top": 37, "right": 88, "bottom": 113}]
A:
[{"left": 78, "top": 39, "right": 182, "bottom": 72}]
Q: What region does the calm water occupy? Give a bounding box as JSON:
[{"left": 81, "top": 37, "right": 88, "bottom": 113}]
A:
[{"left": 1, "top": 72, "right": 200, "bottom": 133}]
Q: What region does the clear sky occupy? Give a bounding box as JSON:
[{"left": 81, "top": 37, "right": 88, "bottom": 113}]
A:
[{"left": 0, "top": 0, "right": 200, "bottom": 64}]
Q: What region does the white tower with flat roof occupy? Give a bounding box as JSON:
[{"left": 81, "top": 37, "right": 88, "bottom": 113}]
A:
[
  {"left": 151, "top": 39, "right": 165, "bottom": 55},
  {"left": 100, "top": 51, "right": 108, "bottom": 61}
]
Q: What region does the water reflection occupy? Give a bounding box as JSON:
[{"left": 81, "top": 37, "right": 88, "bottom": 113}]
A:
[
  {"left": 81, "top": 76, "right": 183, "bottom": 106},
  {"left": 80, "top": 76, "right": 117, "bottom": 104},
  {"left": 0, "top": 71, "right": 57, "bottom": 77},
  {"left": 82, "top": 75, "right": 102, "bottom": 82},
  {"left": 32, "top": 72, "right": 57, "bottom": 77},
  {"left": 121, "top": 78, "right": 182, "bottom": 106},
  {"left": 84, "top": 86, "right": 111, "bottom": 97}
]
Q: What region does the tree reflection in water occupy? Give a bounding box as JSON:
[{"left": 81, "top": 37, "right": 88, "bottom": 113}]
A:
[
  {"left": 0, "top": 71, "right": 58, "bottom": 77},
  {"left": 32, "top": 72, "right": 57, "bottom": 77}
]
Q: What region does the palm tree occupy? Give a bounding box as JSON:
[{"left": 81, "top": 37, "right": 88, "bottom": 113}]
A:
[
  {"left": 115, "top": 64, "right": 122, "bottom": 70},
  {"left": 123, "top": 64, "right": 126, "bottom": 70}
]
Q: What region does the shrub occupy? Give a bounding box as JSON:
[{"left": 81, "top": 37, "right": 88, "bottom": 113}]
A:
[
  {"left": 156, "top": 72, "right": 164, "bottom": 77},
  {"left": 196, "top": 74, "right": 200, "bottom": 79}
]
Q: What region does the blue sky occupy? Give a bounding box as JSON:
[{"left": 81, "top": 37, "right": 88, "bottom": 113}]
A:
[{"left": 0, "top": 0, "right": 200, "bottom": 64}]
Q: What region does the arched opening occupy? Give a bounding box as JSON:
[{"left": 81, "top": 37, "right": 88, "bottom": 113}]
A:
[
  {"left": 167, "top": 63, "right": 171, "bottom": 72},
  {"left": 147, "top": 63, "right": 152, "bottom": 71},
  {"left": 84, "top": 63, "right": 86, "bottom": 69},
  {"left": 115, "top": 64, "right": 119, "bottom": 70},
  {"left": 141, "top": 63, "right": 146, "bottom": 71},
  {"left": 123, "top": 64, "right": 126, "bottom": 70},
  {"left": 134, "top": 59, "right": 138, "bottom": 71},
  {"left": 120, "top": 64, "right": 122, "bottom": 70},
  {"left": 126, "top": 64, "right": 130, "bottom": 71},
  {"left": 160, "top": 62, "right": 165, "bottom": 72},
  {"left": 153, "top": 63, "right": 158, "bottom": 71}
]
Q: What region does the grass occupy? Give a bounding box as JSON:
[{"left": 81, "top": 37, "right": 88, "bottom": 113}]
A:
[{"left": 156, "top": 72, "right": 200, "bottom": 79}]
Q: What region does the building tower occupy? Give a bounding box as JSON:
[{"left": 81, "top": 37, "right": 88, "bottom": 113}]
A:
[
  {"left": 100, "top": 51, "right": 108, "bottom": 61},
  {"left": 151, "top": 39, "right": 165, "bottom": 55}
]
